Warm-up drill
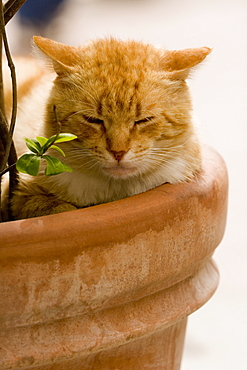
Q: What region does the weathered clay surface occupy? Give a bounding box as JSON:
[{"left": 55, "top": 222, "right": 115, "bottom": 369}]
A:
[{"left": 0, "top": 146, "right": 228, "bottom": 369}]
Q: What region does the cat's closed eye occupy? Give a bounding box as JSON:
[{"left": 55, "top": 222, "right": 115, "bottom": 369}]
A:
[
  {"left": 135, "top": 116, "right": 154, "bottom": 125},
  {"left": 82, "top": 113, "right": 155, "bottom": 126},
  {"left": 82, "top": 114, "right": 104, "bottom": 125}
]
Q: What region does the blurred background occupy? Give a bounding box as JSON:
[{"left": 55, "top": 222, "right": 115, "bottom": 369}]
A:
[{"left": 6, "top": 0, "right": 247, "bottom": 369}]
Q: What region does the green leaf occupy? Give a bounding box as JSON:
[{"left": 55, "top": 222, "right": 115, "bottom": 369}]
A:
[
  {"left": 42, "top": 135, "right": 58, "bottom": 153},
  {"left": 36, "top": 136, "right": 48, "bottom": 146},
  {"left": 43, "top": 155, "right": 73, "bottom": 176},
  {"left": 36, "top": 133, "right": 77, "bottom": 155},
  {"left": 50, "top": 145, "right": 66, "bottom": 157},
  {"left": 24, "top": 138, "right": 42, "bottom": 155},
  {"left": 16, "top": 154, "right": 41, "bottom": 176},
  {"left": 54, "top": 133, "right": 77, "bottom": 143}
]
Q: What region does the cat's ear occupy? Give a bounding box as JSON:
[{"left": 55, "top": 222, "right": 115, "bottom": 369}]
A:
[
  {"left": 162, "top": 47, "right": 212, "bottom": 80},
  {"left": 33, "top": 36, "right": 79, "bottom": 75}
]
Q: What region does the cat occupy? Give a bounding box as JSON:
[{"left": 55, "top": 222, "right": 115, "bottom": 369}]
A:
[{"left": 6, "top": 36, "right": 211, "bottom": 219}]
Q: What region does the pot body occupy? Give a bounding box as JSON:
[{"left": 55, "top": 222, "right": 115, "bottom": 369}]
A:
[{"left": 0, "top": 147, "right": 228, "bottom": 370}]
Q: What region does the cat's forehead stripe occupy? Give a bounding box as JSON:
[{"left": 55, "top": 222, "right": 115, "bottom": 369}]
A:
[
  {"left": 136, "top": 102, "right": 141, "bottom": 117},
  {"left": 97, "top": 101, "right": 102, "bottom": 116}
]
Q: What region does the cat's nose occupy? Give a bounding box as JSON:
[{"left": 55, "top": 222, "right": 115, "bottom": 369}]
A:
[{"left": 111, "top": 150, "right": 126, "bottom": 162}]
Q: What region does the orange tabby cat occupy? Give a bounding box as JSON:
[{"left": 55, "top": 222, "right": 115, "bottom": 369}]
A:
[{"left": 8, "top": 37, "right": 211, "bottom": 219}]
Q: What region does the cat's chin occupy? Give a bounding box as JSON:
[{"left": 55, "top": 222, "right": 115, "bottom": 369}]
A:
[{"left": 102, "top": 165, "right": 137, "bottom": 179}]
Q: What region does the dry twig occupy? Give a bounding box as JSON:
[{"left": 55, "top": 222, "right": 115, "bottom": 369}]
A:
[
  {"left": 3, "top": 0, "right": 27, "bottom": 25},
  {"left": 0, "top": 0, "right": 28, "bottom": 220}
]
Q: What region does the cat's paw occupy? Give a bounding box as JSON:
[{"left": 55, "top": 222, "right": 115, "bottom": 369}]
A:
[
  {"left": 11, "top": 193, "right": 78, "bottom": 219},
  {"left": 51, "top": 203, "right": 78, "bottom": 214}
]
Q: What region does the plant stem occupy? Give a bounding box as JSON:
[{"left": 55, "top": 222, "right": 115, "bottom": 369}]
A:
[
  {"left": 0, "top": 162, "right": 15, "bottom": 177},
  {"left": 0, "top": 2, "right": 6, "bottom": 165},
  {"left": 0, "top": 17, "right": 18, "bottom": 169},
  {"left": 0, "top": 25, "right": 4, "bottom": 115},
  {"left": 0, "top": 107, "right": 10, "bottom": 171},
  {"left": 0, "top": 1, "right": 19, "bottom": 221},
  {"left": 52, "top": 105, "right": 62, "bottom": 141},
  {"left": 4, "top": 0, "right": 28, "bottom": 25}
]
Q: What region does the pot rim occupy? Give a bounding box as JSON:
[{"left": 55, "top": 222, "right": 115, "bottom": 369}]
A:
[{"left": 0, "top": 146, "right": 228, "bottom": 252}]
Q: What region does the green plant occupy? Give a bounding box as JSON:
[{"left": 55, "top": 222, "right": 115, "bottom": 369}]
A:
[
  {"left": 0, "top": 0, "right": 77, "bottom": 221},
  {"left": 17, "top": 132, "right": 77, "bottom": 176}
]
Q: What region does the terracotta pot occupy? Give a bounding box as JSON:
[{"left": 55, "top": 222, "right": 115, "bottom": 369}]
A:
[{"left": 0, "top": 146, "right": 228, "bottom": 370}]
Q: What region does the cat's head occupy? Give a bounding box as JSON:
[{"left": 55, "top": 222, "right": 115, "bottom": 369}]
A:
[{"left": 33, "top": 36, "right": 211, "bottom": 182}]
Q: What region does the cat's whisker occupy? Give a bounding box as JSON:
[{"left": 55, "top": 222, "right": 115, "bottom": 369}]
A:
[
  {"left": 149, "top": 149, "right": 197, "bottom": 162},
  {"left": 66, "top": 80, "right": 100, "bottom": 105},
  {"left": 60, "top": 99, "right": 97, "bottom": 112},
  {"left": 153, "top": 137, "right": 192, "bottom": 149},
  {"left": 72, "top": 158, "right": 102, "bottom": 175},
  {"left": 139, "top": 88, "right": 156, "bottom": 106}
]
